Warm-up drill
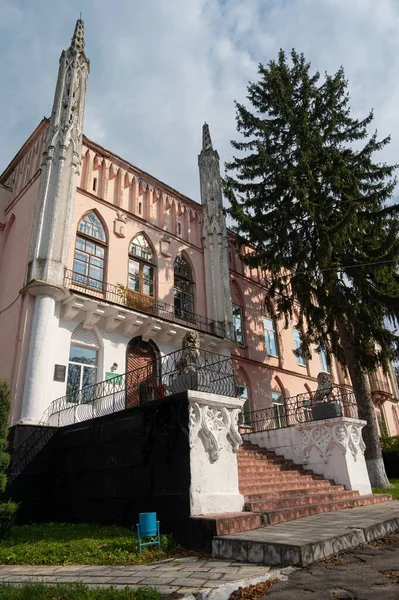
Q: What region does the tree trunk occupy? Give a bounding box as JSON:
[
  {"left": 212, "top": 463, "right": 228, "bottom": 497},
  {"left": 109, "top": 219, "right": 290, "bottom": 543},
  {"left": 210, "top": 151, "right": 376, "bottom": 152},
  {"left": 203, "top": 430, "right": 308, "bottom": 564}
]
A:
[{"left": 335, "top": 318, "right": 391, "bottom": 488}]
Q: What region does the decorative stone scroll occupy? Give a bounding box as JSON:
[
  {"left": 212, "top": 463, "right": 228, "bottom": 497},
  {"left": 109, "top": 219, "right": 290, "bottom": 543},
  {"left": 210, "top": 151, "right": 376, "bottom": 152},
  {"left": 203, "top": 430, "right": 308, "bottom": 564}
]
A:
[
  {"left": 187, "top": 390, "right": 245, "bottom": 515},
  {"left": 299, "top": 419, "right": 366, "bottom": 464},
  {"left": 189, "top": 400, "right": 242, "bottom": 462}
]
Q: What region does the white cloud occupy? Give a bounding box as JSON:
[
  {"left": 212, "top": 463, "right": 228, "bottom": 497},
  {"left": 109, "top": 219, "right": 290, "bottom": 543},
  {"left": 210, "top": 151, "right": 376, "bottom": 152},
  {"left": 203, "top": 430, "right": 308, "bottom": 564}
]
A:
[{"left": 0, "top": 0, "right": 399, "bottom": 201}]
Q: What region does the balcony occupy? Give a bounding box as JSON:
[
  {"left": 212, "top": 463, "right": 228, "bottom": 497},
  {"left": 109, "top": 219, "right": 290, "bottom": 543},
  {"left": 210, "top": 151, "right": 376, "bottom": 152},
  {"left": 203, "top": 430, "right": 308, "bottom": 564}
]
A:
[
  {"left": 63, "top": 269, "right": 226, "bottom": 340},
  {"left": 369, "top": 374, "right": 392, "bottom": 397},
  {"left": 45, "top": 347, "right": 241, "bottom": 427}
]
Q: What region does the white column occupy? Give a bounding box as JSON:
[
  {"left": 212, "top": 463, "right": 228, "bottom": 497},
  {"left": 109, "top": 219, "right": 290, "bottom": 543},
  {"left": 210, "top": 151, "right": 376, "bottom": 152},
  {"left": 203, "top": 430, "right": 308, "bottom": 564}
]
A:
[
  {"left": 20, "top": 294, "right": 59, "bottom": 423},
  {"left": 188, "top": 390, "right": 245, "bottom": 515}
]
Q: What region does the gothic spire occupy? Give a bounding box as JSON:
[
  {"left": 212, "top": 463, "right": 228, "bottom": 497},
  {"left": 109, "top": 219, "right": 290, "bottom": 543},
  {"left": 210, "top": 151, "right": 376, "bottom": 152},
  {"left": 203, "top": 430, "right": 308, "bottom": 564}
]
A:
[
  {"left": 202, "top": 122, "right": 213, "bottom": 151},
  {"left": 71, "top": 18, "right": 85, "bottom": 54}
]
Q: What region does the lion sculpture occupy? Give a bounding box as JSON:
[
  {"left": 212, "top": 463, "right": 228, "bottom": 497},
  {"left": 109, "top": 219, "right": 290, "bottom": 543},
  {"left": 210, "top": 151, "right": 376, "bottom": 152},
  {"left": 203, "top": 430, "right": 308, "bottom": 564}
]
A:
[
  {"left": 313, "top": 372, "right": 333, "bottom": 403},
  {"left": 176, "top": 331, "right": 201, "bottom": 373}
]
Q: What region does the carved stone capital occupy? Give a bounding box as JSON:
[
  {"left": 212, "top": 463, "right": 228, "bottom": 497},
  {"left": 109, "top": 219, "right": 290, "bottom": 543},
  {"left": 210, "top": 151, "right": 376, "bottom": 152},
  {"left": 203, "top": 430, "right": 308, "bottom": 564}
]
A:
[
  {"left": 297, "top": 417, "right": 367, "bottom": 464},
  {"left": 188, "top": 392, "right": 244, "bottom": 462}
]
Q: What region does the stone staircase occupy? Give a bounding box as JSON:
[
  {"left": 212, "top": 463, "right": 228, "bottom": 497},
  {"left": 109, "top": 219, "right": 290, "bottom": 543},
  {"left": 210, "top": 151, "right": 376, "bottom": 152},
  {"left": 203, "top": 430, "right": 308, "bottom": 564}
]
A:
[
  {"left": 237, "top": 441, "right": 391, "bottom": 527},
  {"left": 189, "top": 440, "right": 393, "bottom": 556}
]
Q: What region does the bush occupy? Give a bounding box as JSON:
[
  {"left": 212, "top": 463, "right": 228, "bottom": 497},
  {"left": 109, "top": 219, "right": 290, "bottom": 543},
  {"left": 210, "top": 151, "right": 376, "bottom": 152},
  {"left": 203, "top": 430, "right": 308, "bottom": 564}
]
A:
[
  {"left": 0, "top": 501, "right": 19, "bottom": 537},
  {"left": 0, "top": 380, "right": 11, "bottom": 495},
  {"left": 381, "top": 435, "right": 399, "bottom": 454}
]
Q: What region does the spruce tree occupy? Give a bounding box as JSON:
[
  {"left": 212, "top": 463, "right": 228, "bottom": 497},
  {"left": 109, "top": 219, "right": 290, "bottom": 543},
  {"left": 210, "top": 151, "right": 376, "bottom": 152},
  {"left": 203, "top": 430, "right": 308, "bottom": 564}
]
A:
[{"left": 225, "top": 49, "right": 399, "bottom": 488}]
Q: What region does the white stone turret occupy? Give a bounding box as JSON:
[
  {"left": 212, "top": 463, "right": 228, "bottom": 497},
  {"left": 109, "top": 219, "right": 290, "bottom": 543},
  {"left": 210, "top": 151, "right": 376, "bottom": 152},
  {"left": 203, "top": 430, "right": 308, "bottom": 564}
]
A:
[
  {"left": 198, "top": 123, "right": 233, "bottom": 338},
  {"left": 27, "top": 18, "right": 90, "bottom": 287},
  {"left": 20, "top": 20, "right": 89, "bottom": 424}
]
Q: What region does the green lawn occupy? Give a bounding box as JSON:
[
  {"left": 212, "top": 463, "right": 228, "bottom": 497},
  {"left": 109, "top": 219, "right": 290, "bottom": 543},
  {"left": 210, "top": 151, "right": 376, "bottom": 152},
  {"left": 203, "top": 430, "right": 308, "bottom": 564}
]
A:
[
  {"left": 373, "top": 478, "right": 399, "bottom": 500},
  {"left": 0, "top": 583, "right": 161, "bottom": 600},
  {"left": 0, "top": 523, "right": 181, "bottom": 565}
]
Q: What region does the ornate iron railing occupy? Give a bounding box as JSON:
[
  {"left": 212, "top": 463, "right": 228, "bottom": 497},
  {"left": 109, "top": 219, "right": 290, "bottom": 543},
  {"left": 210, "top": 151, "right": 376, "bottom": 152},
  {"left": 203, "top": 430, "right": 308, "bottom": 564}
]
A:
[
  {"left": 241, "top": 388, "right": 359, "bottom": 432},
  {"left": 44, "top": 347, "right": 242, "bottom": 428},
  {"left": 369, "top": 375, "right": 392, "bottom": 395},
  {"left": 64, "top": 269, "right": 226, "bottom": 338}
]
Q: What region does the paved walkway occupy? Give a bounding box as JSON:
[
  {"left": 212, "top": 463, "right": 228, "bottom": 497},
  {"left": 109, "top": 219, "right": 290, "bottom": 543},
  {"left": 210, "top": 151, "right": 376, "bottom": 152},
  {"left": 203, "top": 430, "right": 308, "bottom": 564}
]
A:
[
  {"left": 0, "top": 558, "right": 282, "bottom": 595},
  {"left": 266, "top": 534, "right": 399, "bottom": 600}
]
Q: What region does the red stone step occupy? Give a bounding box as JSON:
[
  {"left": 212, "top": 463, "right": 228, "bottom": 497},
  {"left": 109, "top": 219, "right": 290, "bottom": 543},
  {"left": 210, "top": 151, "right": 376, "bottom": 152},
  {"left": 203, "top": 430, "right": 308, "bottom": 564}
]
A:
[
  {"left": 263, "top": 494, "right": 392, "bottom": 525},
  {"left": 240, "top": 480, "right": 336, "bottom": 494},
  {"left": 246, "top": 490, "right": 360, "bottom": 512},
  {"left": 239, "top": 472, "right": 325, "bottom": 485},
  {"left": 191, "top": 512, "right": 262, "bottom": 536},
  {"left": 243, "top": 485, "right": 347, "bottom": 501}
]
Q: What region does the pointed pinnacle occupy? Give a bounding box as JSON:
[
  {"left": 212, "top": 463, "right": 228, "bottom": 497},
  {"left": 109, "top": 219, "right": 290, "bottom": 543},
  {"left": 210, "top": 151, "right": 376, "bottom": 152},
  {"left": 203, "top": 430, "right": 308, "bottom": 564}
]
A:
[
  {"left": 202, "top": 122, "right": 213, "bottom": 151},
  {"left": 71, "top": 18, "right": 85, "bottom": 53}
]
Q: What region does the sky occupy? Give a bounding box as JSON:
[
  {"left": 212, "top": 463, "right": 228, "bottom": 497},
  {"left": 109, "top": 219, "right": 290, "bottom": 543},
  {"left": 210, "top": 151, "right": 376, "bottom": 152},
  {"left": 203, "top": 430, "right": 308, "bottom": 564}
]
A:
[{"left": 1, "top": 0, "right": 399, "bottom": 202}]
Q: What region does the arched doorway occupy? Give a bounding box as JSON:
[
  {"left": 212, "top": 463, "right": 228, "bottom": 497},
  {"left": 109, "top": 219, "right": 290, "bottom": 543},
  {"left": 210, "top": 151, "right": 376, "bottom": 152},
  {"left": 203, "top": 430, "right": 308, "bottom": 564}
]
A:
[{"left": 126, "top": 337, "right": 160, "bottom": 407}]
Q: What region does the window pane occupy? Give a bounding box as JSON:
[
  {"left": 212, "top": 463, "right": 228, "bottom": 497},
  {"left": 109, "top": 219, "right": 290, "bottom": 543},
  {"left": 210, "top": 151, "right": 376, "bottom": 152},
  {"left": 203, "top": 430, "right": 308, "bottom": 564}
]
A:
[
  {"left": 90, "top": 256, "right": 104, "bottom": 268},
  {"left": 143, "top": 281, "right": 153, "bottom": 297},
  {"left": 69, "top": 345, "right": 98, "bottom": 365},
  {"left": 75, "top": 250, "right": 89, "bottom": 263},
  {"left": 77, "top": 213, "right": 106, "bottom": 242},
  {"left": 86, "top": 240, "right": 95, "bottom": 255},
  {"left": 129, "top": 259, "right": 140, "bottom": 275},
  {"left": 89, "top": 265, "right": 103, "bottom": 281},
  {"left": 319, "top": 347, "right": 330, "bottom": 373},
  {"left": 143, "top": 265, "right": 153, "bottom": 280},
  {"left": 294, "top": 330, "right": 306, "bottom": 366},
  {"left": 95, "top": 245, "right": 105, "bottom": 258},
  {"left": 264, "top": 318, "right": 278, "bottom": 356},
  {"left": 73, "top": 259, "right": 88, "bottom": 276},
  {"left": 233, "top": 304, "right": 244, "bottom": 344},
  {"left": 75, "top": 237, "right": 85, "bottom": 251},
  {"left": 67, "top": 363, "right": 81, "bottom": 395}
]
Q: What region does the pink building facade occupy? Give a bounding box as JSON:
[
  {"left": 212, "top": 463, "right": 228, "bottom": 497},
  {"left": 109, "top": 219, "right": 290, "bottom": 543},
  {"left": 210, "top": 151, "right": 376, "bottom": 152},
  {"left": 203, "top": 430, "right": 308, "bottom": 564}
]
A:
[{"left": 1, "top": 20, "right": 399, "bottom": 436}]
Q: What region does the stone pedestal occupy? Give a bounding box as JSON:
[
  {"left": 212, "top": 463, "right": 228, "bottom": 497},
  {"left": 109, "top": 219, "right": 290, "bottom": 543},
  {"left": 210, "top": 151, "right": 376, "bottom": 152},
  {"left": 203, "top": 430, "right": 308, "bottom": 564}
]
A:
[
  {"left": 187, "top": 390, "right": 245, "bottom": 516},
  {"left": 296, "top": 416, "right": 372, "bottom": 495}
]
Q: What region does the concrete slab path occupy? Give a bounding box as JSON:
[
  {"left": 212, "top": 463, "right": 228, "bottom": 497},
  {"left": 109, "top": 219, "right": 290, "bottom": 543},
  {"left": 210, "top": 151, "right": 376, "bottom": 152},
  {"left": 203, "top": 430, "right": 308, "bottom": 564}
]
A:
[
  {"left": 0, "top": 558, "right": 280, "bottom": 595},
  {"left": 213, "top": 500, "right": 399, "bottom": 566}
]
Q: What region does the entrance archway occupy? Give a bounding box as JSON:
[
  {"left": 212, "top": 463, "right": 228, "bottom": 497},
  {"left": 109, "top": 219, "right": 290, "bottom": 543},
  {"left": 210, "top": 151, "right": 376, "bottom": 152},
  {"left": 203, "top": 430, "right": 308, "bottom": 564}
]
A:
[{"left": 126, "top": 337, "right": 160, "bottom": 407}]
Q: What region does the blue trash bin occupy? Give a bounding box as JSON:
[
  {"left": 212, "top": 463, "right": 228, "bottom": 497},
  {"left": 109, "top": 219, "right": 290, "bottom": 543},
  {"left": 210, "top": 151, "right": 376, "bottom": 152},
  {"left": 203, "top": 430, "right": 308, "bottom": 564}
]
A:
[{"left": 136, "top": 512, "right": 160, "bottom": 552}]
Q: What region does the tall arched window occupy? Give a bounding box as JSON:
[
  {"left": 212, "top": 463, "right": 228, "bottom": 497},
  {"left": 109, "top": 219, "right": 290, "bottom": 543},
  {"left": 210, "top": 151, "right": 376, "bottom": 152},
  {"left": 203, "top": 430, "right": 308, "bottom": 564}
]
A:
[
  {"left": 73, "top": 212, "right": 107, "bottom": 291},
  {"left": 128, "top": 234, "right": 155, "bottom": 297},
  {"left": 174, "top": 254, "right": 194, "bottom": 320},
  {"left": 67, "top": 325, "right": 100, "bottom": 403}
]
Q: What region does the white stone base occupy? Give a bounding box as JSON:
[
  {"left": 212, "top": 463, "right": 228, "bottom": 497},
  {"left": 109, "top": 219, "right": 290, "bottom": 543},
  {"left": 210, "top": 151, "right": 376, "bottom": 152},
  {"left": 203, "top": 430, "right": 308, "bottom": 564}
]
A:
[
  {"left": 188, "top": 390, "right": 245, "bottom": 516},
  {"left": 190, "top": 492, "right": 244, "bottom": 516},
  {"left": 244, "top": 416, "right": 372, "bottom": 496}
]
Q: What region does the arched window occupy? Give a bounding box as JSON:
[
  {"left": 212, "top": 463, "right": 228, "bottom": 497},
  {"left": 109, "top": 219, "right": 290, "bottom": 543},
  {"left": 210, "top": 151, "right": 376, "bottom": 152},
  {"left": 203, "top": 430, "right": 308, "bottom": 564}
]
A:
[
  {"left": 73, "top": 212, "right": 106, "bottom": 291},
  {"left": 66, "top": 325, "right": 100, "bottom": 403},
  {"left": 128, "top": 234, "right": 155, "bottom": 297},
  {"left": 392, "top": 406, "right": 399, "bottom": 435},
  {"left": 174, "top": 254, "right": 194, "bottom": 320}
]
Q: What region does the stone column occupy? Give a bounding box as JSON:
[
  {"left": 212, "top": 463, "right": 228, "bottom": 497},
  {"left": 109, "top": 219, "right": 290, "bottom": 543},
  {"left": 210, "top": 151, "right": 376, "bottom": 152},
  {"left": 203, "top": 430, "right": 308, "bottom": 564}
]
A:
[
  {"left": 187, "top": 390, "right": 245, "bottom": 516},
  {"left": 20, "top": 283, "right": 67, "bottom": 424},
  {"left": 296, "top": 416, "right": 372, "bottom": 495}
]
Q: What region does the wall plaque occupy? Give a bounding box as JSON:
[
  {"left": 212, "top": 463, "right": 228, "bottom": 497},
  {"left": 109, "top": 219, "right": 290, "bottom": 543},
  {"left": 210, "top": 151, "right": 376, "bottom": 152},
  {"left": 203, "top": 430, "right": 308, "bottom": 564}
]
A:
[{"left": 53, "top": 364, "right": 66, "bottom": 382}]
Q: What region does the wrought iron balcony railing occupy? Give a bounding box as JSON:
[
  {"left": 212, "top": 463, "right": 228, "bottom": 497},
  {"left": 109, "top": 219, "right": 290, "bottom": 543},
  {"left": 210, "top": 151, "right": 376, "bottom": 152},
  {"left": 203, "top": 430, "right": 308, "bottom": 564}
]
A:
[
  {"left": 240, "top": 388, "right": 358, "bottom": 432},
  {"left": 369, "top": 375, "right": 392, "bottom": 396},
  {"left": 64, "top": 269, "right": 226, "bottom": 338},
  {"left": 43, "top": 347, "right": 243, "bottom": 428}
]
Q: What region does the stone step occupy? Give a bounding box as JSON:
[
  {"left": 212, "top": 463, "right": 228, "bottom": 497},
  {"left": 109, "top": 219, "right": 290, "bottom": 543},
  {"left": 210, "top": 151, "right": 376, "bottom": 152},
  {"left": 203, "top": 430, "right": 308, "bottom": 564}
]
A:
[
  {"left": 246, "top": 490, "right": 360, "bottom": 512},
  {"left": 239, "top": 472, "right": 324, "bottom": 485},
  {"left": 190, "top": 511, "right": 262, "bottom": 538},
  {"left": 262, "top": 493, "right": 392, "bottom": 525},
  {"left": 240, "top": 480, "right": 336, "bottom": 494},
  {"left": 212, "top": 500, "right": 399, "bottom": 567},
  {"left": 237, "top": 463, "right": 314, "bottom": 474},
  {"left": 243, "top": 485, "right": 346, "bottom": 502}
]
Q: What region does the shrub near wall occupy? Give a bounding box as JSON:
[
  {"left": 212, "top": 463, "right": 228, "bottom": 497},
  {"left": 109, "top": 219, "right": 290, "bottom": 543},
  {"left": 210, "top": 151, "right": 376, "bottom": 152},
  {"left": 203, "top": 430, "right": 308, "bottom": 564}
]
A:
[
  {"left": 381, "top": 435, "right": 399, "bottom": 478},
  {"left": 0, "top": 381, "right": 18, "bottom": 536}
]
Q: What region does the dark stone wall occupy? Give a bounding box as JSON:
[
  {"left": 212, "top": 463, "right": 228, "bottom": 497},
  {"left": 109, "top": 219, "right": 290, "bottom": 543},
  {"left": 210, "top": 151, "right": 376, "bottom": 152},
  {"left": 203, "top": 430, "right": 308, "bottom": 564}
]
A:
[{"left": 7, "top": 393, "right": 191, "bottom": 539}]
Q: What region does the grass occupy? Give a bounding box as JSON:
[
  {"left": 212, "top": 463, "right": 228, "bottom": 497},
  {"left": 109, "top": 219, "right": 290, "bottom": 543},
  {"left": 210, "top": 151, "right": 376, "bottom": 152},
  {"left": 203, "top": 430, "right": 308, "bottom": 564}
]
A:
[
  {"left": 0, "top": 583, "right": 161, "bottom": 599},
  {"left": 0, "top": 522, "right": 182, "bottom": 565},
  {"left": 373, "top": 478, "right": 399, "bottom": 500}
]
